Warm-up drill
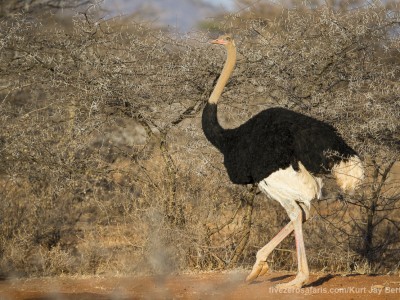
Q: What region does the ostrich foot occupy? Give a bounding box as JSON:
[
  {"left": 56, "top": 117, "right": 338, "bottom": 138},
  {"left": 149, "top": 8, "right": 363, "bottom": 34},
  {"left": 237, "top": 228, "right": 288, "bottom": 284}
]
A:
[
  {"left": 275, "top": 272, "right": 309, "bottom": 289},
  {"left": 245, "top": 261, "right": 269, "bottom": 283}
]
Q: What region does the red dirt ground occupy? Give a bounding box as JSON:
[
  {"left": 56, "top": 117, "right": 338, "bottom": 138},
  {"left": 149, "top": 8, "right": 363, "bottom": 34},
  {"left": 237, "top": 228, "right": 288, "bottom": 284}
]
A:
[{"left": 1, "top": 271, "right": 400, "bottom": 299}]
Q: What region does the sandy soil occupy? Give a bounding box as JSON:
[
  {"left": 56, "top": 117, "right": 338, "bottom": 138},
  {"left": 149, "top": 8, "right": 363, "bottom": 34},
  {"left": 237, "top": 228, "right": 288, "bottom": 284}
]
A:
[{"left": 1, "top": 271, "right": 400, "bottom": 300}]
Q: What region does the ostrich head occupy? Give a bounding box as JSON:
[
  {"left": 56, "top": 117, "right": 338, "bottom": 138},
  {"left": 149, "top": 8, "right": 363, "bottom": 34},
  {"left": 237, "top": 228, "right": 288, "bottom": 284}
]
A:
[{"left": 210, "top": 35, "right": 235, "bottom": 48}]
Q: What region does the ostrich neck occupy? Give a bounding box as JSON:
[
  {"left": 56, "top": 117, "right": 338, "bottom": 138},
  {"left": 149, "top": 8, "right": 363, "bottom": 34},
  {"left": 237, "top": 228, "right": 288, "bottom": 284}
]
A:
[
  {"left": 202, "top": 44, "right": 236, "bottom": 152},
  {"left": 208, "top": 45, "right": 237, "bottom": 104}
]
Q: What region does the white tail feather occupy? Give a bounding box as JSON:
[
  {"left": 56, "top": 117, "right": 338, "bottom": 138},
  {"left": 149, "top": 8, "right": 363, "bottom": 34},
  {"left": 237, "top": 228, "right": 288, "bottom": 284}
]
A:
[{"left": 332, "top": 155, "right": 364, "bottom": 193}]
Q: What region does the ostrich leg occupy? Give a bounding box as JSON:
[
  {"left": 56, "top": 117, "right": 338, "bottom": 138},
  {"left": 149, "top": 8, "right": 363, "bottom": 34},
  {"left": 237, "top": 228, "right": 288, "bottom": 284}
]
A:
[
  {"left": 246, "top": 202, "right": 310, "bottom": 283},
  {"left": 275, "top": 202, "right": 309, "bottom": 288},
  {"left": 246, "top": 221, "right": 295, "bottom": 282}
]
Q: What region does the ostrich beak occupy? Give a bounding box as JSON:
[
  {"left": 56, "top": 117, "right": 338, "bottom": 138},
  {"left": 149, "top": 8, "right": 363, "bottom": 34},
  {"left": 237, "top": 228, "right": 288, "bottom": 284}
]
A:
[{"left": 209, "top": 38, "right": 227, "bottom": 45}]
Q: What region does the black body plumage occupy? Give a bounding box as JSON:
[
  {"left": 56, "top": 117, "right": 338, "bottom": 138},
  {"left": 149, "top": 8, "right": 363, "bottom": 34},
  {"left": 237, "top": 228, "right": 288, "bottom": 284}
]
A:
[{"left": 202, "top": 103, "right": 357, "bottom": 185}]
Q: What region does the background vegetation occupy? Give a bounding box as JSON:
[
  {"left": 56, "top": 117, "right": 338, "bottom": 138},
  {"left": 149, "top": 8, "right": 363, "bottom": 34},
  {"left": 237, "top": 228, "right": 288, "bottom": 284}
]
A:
[{"left": 0, "top": 0, "right": 399, "bottom": 277}]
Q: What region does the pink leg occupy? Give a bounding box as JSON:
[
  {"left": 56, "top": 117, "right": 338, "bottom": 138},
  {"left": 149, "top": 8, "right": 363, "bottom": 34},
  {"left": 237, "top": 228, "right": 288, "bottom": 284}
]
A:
[
  {"left": 275, "top": 209, "right": 309, "bottom": 288},
  {"left": 246, "top": 220, "right": 295, "bottom": 282}
]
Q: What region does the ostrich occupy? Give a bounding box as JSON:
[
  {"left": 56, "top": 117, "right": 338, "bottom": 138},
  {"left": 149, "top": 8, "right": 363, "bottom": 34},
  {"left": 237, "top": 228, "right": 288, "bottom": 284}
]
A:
[{"left": 201, "top": 35, "right": 364, "bottom": 288}]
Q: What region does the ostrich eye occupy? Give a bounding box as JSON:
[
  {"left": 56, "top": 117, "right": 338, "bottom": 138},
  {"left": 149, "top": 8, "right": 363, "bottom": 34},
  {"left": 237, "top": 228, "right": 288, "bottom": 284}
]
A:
[{"left": 226, "top": 36, "right": 231, "bottom": 41}]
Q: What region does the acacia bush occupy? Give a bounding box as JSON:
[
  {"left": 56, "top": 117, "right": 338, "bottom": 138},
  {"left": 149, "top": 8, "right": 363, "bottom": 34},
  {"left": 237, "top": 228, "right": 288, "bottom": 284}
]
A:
[{"left": 0, "top": 1, "right": 399, "bottom": 277}]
